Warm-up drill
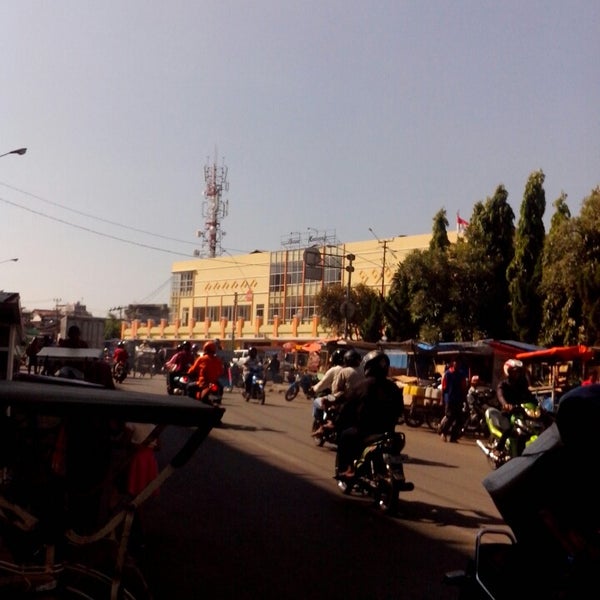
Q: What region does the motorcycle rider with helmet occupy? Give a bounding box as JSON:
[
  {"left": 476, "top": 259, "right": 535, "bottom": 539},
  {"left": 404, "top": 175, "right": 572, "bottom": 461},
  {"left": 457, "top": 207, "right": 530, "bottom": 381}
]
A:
[
  {"left": 165, "top": 341, "right": 194, "bottom": 393},
  {"left": 242, "top": 347, "right": 263, "bottom": 399},
  {"left": 335, "top": 350, "right": 404, "bottom": 479},
  {"left": 310, "top": 348, "right": 346, "bottom": 427},
  {"left": 312, "top": 349, "right": 365, "bottom": 438},
  {"left": 187, "top": 341, "right": 225, "bottom": 404},
  {"left": 493, "top": 358, "right": 536, "bottom": 456},
  {"left": 112, "top": 341, "right": 129, "bottom": 378}
]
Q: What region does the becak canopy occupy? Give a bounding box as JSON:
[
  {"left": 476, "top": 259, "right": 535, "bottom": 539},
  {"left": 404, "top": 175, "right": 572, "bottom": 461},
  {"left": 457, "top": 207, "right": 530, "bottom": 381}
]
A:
[{"left": 516, "top": 345, "right": 594, "bottom": 362}]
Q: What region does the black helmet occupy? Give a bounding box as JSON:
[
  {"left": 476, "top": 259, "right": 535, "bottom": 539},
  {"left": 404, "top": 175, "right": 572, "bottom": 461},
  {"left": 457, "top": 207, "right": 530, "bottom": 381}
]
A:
[
  {"left": 329, "top": 348, "right": 345, "bottom": 367},
  {"left": 117, "top": 341, "right": 125, "bottom": 348},
  {"left": 248, "top": 347, "right": 258, "bottom": 358},
  {"left": 181, "top": 341, "right": 191, "bottom": 352},
  {"left": 361, "top": 350, "right": 390, "bottom": 379},
  {"left": 343, "top": 349, "right": 361, "bottom": 367}
]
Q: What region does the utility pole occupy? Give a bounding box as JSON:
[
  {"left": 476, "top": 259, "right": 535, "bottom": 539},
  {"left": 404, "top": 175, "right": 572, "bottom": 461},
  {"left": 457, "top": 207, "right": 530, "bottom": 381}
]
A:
[
  {"left": 231, "top": 292, "right": 238, "bottom": 351},
  {"left": 368, "top": 228, "right": 394, "bottom": 296},
  {"left": 343, "top": 254, "right": 355, "bottom": 339},
  {"left": 53, "top": 297, "right": 62, "bottom": 341}
]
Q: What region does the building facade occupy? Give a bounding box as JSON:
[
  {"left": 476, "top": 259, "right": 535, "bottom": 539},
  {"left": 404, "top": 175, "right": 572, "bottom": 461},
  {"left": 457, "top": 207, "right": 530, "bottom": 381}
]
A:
[{"left": 121, "top": 232, "right": 455, "bottom": 347}]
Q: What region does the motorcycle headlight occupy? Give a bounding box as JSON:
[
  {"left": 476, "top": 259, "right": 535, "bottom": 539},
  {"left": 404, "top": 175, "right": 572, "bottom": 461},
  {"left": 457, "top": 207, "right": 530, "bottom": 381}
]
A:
[{"left": 524, "top": 406, "right": 542, "bottom": 419}]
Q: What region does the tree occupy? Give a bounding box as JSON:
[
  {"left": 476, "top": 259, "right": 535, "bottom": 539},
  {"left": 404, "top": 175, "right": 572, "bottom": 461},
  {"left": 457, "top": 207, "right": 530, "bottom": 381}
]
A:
[
  {"left": 463, "top": 185, "right": 515, "bottom": 339},
  {"left": 430, "top": 208, "right": 450, "bottom": 251},
  {"left": 539, "top": 193, "right": 580, "bottom": 345},
  {"left": 105, "top": 313, "right": 122, "bottom": 339},
  {"left": 353, "top": 283, "right": 384, "bottom": 342},
  {"left": 507, "top": 171, "right": 546, "bottom": 343},
  {"left": 314, "top": 283, "right": 346, "bottom": 337},
  {"left": 574, "top": 186, "right": 600, "bottom": 344}
]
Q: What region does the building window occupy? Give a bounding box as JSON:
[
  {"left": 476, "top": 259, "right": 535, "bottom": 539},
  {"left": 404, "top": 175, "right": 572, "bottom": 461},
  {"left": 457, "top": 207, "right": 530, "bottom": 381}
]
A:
[
  {"left": 181, "top": 307, "right": 189, "bottom": 327},
  {"left": 172, "top": 271, "right": 194, "bottom": 296},
  {"left": 193, "top": 307, "right": 205, "bottom": 321},
  {"left": 256, "top": 304, "right": 264, "bottom": 319}
]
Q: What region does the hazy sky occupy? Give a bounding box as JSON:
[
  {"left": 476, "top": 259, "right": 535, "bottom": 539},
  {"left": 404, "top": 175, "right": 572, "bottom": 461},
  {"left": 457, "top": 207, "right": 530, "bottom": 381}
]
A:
[{"left": 1, "top": 1, "right": 598, "bottom": 317}]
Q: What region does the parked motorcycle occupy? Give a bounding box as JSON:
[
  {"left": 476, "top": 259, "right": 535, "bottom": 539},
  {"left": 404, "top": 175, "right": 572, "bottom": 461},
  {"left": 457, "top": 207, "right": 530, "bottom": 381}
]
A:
[
  {"left": 285, "top": 371, "right": 319, "bottom": 401},
  {"left": 476, "top": 401, "right": 552, "bottom": 468},
  {"left": 335, "top": 431, "right": 414, "bottom": 515},
  {"left": 244, "top": 370, "right": 266, "bottom": 404}
]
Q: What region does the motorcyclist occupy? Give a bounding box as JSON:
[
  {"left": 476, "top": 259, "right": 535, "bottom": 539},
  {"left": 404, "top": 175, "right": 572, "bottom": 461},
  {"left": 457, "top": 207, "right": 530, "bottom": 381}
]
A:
[
  {"left": 112, "top": 341, "right": 129, "bottom": 375},
  {"left": 242, "top": 347, "right": 263, "bottom": 399},
  {"left": 493, "top": 358, "right": 536, "bottom": 455},
  {"left": 165, "top": 341, "right": 194, "bottom": 392},
  {"left": 187, "top": 341, "right": 225, "bottom": 404},
  {"left": 310, "top": 348, "right": 346, "bottom": 436},
  {"left": 335, "top": 350, "right": 404, "bottom": 479}
]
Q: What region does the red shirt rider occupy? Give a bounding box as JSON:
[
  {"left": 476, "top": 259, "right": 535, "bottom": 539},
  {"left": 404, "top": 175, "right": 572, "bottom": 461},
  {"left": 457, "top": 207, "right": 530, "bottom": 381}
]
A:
[{"left": 188, "top": 341, "right": 224, "bottom": 400}]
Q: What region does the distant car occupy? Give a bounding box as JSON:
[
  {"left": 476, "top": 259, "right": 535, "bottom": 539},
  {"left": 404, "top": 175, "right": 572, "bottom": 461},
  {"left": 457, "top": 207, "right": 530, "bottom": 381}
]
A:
[{"left": 231, "top": 349, "right": 250, "bottom": 366}]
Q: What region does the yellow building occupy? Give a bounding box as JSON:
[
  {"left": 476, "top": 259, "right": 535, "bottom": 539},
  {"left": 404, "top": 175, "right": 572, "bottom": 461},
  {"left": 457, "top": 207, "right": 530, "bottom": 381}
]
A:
[{"left": 121, "top": 232, "right": 456, "bottom": 347}]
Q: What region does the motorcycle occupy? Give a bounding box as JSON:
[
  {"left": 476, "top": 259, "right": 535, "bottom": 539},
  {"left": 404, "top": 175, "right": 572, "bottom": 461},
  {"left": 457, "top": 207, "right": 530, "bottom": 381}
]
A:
[
  {"left": 335, "top": 431, "right": 414, "bottom": 515},
  {"left": 244, "top": 369, "right": 266, "bottom": 404},
  {"left": 311, "top": 400, "right": 338, "bottom": 447},
  {"left": 460, "top": 387, "right": 496, "bottom": 438},
  {"left": 476, "top": 401, "right": 552, "bottom": 468},
  {"left": 166, "top": 370, "right": 190, "bottom": 395},
  {"left": 187, "top": 381, "right": 224, "bottom": 406},
  {"left": 112, "top": 360, "right": 128, "bottom": 383},
  {"left": 446, "top": 384, "right": 600, "bottom": 599},
  {"left": 285, "top": 371, "right": 319, "bottom": 401}
]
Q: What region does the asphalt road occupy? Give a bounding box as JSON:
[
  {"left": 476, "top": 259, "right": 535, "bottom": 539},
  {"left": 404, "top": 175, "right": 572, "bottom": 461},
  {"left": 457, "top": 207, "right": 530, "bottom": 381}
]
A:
[{"left": 119, "top": 374, "right": 504, "bottom": 600}]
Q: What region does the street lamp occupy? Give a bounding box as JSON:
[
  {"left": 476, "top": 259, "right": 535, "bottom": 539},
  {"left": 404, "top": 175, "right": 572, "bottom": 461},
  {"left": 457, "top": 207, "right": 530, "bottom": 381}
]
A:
[{"left": 0, "top": 148, "right": 27, "bottom": 159}]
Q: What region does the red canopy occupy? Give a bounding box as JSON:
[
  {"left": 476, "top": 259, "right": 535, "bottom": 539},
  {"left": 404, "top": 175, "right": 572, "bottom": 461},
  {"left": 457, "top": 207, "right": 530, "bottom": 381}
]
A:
[{"left": 516, "top": 344, "right": 594, "bottom": 362}]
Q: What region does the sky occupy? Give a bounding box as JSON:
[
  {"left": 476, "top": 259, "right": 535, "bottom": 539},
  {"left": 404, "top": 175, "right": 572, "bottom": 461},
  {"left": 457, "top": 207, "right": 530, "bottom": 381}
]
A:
[{"left": 1, "top": 1, "right": 598, "bottom": 317}]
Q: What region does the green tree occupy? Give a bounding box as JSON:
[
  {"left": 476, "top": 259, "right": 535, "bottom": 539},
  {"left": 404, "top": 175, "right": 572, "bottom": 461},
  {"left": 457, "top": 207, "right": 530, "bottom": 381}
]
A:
[
  {"left": 463, "top": 185, "right": 515, "bottom": 339},
  {"left": 430, "top": 208, "right": 450, "bottom": 251},
  {"left": 507, "top": 171, "right": 546, "bottom": 343},
  {"left": 353, "top": 283, "right": 384, "bottom": 342},
  {"left": 574, "top": 186, "right": 600, "bottom": 344},
  {"left": 105, "top": 313, "right": 122, "bottom": 339},
  {"left": 539, "top": 193, "right": 580, "bottom": 345},
  {"left": 384, "top": 270, "right": 418, "bottom": 341},
  {"left": 314, "top": 283, "right": 346, "bottom": 337}
]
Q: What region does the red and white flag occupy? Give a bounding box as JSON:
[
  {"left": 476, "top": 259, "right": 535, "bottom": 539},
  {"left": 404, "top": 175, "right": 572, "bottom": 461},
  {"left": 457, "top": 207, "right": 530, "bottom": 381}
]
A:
[{"left": 457, "top": 212, "right": 469, "bottom": 233}]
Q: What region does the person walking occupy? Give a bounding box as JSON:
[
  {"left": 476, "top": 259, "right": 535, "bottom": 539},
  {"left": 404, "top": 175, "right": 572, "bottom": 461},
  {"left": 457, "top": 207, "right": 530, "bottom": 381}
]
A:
[{"left": 439, "top": 360, "right": 467, "bottom": 442}]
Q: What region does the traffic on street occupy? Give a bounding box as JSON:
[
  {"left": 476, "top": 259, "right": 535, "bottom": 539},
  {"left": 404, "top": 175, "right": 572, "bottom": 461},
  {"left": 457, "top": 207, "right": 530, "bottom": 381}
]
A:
[{"left": 123, "top": 374, "right": 504, "bottom": 600}]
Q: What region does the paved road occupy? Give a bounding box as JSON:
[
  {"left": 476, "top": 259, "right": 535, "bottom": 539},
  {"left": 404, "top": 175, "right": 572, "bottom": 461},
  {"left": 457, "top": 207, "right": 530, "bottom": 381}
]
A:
[{"left": 119, "top": 374, "right": 504, "bottom": 600}]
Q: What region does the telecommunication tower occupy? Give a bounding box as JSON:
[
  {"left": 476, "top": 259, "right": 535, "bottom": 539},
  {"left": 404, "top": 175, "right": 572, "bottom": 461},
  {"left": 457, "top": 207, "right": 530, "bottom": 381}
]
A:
[{"left": 196, "top": 151, "right": 229, "bottom": 258}]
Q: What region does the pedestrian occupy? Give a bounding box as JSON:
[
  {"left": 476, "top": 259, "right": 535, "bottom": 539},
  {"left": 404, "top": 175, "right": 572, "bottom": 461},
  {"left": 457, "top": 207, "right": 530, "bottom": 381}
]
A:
[
  {"left": 26, "top": 336, "right": 43, "bottom": 374},
  {"left": 439, "top": 360, "right": 467, "bottom": 442}
]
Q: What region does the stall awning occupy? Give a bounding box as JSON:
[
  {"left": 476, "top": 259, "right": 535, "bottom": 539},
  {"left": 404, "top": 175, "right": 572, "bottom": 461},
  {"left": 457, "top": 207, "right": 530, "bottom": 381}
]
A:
[{"left": 516, "top": 345, "right": 594, "bottom": 362}]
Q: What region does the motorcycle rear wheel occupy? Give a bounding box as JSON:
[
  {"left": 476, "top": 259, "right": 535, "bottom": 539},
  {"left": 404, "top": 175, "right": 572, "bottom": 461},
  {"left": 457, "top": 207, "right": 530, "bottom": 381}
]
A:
[
  {"left": 405, "top": 406, "right": 424, "bottom": 428},
  {"left": 285, "top": 385, "right": 299, "bottom": 401}
]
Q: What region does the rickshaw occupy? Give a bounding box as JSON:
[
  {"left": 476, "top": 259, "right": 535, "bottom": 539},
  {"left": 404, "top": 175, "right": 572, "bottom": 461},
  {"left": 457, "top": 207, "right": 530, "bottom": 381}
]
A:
[{"left": 0, "top": 371, "right": 224, "bottom": 598}]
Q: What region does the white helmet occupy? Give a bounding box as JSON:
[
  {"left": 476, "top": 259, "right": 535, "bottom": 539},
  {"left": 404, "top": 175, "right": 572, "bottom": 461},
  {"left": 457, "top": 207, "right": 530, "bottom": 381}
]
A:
[{"left": 503, "top": 358, "right": 524, "bottom": 377}]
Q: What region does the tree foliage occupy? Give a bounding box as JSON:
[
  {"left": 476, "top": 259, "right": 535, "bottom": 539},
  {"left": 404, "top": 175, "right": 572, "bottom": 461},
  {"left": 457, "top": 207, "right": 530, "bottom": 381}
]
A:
[
  {"left": 313, "top": 176, "right": 600, "bottom": 347},
  {"left": 507, "top": 171, "right": 546, "bottom": 343}
]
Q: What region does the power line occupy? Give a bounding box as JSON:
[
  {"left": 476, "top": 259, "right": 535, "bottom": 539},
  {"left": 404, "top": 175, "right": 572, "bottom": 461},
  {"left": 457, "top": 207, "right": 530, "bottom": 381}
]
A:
[
  {"left": 0, "top": 195, "right": 193, "bottom": 258},
  {"left": 0, "top": 180, "right": 197, "bottom": 247}
]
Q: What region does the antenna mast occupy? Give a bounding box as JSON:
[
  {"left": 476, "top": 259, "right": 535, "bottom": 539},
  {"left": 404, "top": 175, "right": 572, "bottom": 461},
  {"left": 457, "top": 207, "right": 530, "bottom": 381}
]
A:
[{"left": 197, "top": 150, "right": 229, "bottom": 258}]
